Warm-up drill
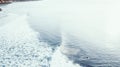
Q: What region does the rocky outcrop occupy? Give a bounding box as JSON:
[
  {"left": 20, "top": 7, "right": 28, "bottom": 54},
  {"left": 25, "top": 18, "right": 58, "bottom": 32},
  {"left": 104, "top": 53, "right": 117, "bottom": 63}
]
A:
[{"left": 0, "top": 0, "right": 12, "bottom": 4}]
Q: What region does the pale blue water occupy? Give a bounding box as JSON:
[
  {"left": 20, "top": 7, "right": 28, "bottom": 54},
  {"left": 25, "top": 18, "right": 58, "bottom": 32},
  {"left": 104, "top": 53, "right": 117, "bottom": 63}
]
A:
[{"left": 1, "top": 0, "right": 120, "bottom": 67}]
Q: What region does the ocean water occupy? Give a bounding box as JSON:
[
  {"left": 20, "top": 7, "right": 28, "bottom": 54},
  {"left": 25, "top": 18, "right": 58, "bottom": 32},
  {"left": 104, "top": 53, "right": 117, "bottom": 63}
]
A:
[
  {"left": 0, "top": 1, "right": 81, "bottom": 67},
  {"left": 0, "top": 0, "right": 120, "bottom": 67}
]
